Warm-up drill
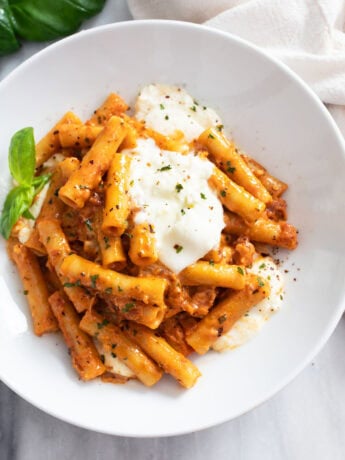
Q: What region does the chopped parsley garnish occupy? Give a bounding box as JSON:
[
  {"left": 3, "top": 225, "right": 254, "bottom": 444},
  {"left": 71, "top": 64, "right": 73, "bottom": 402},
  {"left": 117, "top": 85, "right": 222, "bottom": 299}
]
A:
[
  {"left": 208, "top": 133, "right": 215, "bottom": 139},
  {"left": 157, "top": 165, "right": 172, "bottom": 172},
  {"left": 118, "top": 286, "right": 123, "bottom": 292},
  {"left": 160, "top": 103, "right": 165, "bottom": 110},
  {"left": 174, "top": 244, "right": 183, "bottom": 254},
  {"left": 175, "top": 183, "right": 183, "bottom": 193},
  {"left": 104, "top": 236, "right": 110, "bottom": 249},
  {"left": 122, "top": 302, "right": 135, "bottom": 313},
  {"left": 23, "top": 290, "right": 28, "bottom": 295},
  {"left": 129, "top": 180, "right": 134, "bottom": 186},
  {"left": 220, "top": 190, "right": 226, "bottom": 197},
  {"left": 97, "top": 319, "right": 109, "bottom": 330},
  {"left": 237, "top": 267, "right": 245, "bottom": 275},
  {"left": 216, "top": 124, "right": 224, "bottom": 132},
  {"left": 181, "top": 209, "right": 186, "bottom": 215},
  {"left": 85, "top": 218, "right": 93, "bottom": 231},
  {"left": 200, "top": 193, "right": 207, "bottom": 200},
  {"left": 190, "top": 105, "right": 197, "bottom": 112},
  {"left": 218, "top": 314, "right": 227, "bottom": 324},
  {"left": 104, "top": 287, "right": 113, "bottom": 295},
  {"left": 257, "top": 277, "right": 265, "bottom": 287},
  {"left": 259, "top": 263, "right": 266, "bottom": 269},
  {"left": 209, "top": 259, "right": 215, "bottom": 266},
  {"left": 90, "top": 274, "right": 99, "bottom": 288},
  {"left": 165, "top": 115, "right": 169, "bottom": 120},
  {"left": 226, "top": 161, "right": 236, "bottom": 174},
  {"left": 63, "top": 280, "right": 81, "bottom": 288}
]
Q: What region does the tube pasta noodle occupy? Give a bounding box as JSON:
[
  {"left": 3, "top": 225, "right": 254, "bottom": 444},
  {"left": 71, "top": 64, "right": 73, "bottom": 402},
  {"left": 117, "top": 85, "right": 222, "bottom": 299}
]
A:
[
  {"left": 87, "top": 93, "right": 129, "bottom": 126},
  {"left": 59, "top": 254, "right": 167, "bottom": 328},
  {"left": 102, "top": 153, "right": 131, "bottom": 236},
  {"left": 48, "top": 291, "right": 105, "bottom": 380},
  {"left": 35, "top": 111, "right": 82, "bottom": 167},
  {"left": 180, "top": 261, "right": 246, "bottom": 289},
  {"left": 58, "top": 124, "right": 103, "bottom": 149},
  {"left": 80, "top": 309, "right": 163, "bottom": 386},
  {"left": 59, "top": 116, "right": 128, "bottom": 209},
  {"left": 126, "top": 322, "right": 201, "bottom": 388},
  {"left": 209, "top": 166, "right": 265, "bottom": 222},
  {"left": 224, "top": 212, "right": 298, "bottom": 249},
  {"left": 10, "top": 243, "right": 58, "bottom": 336},
  {"left": 241, "top": 154, "right": 288, "bottom": 198},
  {"left": 186, "top": 274, "right": 270, "bottom": 354},
  {"left": 199, "top": 128, "right": 272, "bottom": 203},
  {"left": 39, "top": 157, "right": 80, "bottom": 221},
  {"left": 37, "top": 219, "right": 94, "bottom": 313},
  {"left": 4, "top": 88, "right": 298, "bottom": 389},
  {"left": 98, "top": 232, "right": 126, "bottom": 269},
  {"left": 25, "top": 157, "right": 81, "bottom": 256},
  {"left": 128, "top": 222, "right": 158, "bottom": 266}
]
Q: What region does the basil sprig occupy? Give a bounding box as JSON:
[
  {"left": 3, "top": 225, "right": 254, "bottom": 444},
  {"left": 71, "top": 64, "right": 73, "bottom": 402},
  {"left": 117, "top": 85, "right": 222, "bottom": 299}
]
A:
[
  {"left": 0, "top": 0, "right": 106, "bottom": 56},
  {"left": 0, "top": 127, "right": 50, "bottom": 239}
]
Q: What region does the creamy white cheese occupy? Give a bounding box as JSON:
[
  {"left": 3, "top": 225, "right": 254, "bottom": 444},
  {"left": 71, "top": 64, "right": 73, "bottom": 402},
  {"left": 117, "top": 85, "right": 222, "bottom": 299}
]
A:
[
  {"left": 125, "top": 138, "right": 224, "bottom": 273},
  {"left": 213, "top": 257, "right": 284, "bottom": 351},
  {"left": 94, "top": 340, "right": 135, "bottom": 378},
  {"left": 17, "top": 182, "right": 50, "bottom": 244},
  {"left": 42, "top": 153, "right": 66, "bottom": 169},
  {"left": 135, "top": 84, "right": 222, "bottom": 142}
]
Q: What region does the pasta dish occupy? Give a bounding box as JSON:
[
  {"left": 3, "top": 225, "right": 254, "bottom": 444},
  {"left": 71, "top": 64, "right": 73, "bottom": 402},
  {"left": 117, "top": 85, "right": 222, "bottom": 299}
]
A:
[{"left": 0, "top": 84, "right": 298, "bottom": 388}]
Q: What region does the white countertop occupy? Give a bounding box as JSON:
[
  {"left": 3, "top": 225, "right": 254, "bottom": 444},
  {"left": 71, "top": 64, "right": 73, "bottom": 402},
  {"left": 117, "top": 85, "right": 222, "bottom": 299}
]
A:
[{"left": 1, "top": 2, "right": 345, "bottom": 458}]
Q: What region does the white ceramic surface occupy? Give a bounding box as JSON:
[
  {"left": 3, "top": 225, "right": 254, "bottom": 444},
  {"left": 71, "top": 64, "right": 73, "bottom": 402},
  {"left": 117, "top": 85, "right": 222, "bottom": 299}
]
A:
[{"left": 0, "top": 20, "right": 345, "bottom": 438}]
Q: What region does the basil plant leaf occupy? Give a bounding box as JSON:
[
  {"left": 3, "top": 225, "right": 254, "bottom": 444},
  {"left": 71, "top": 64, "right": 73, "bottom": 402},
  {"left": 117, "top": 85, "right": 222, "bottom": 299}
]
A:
[
  {"left": 32, "top": 173, "right": 51, "bottom": 194},
  {"left": 22, "top": 209, "right": 35, "bottom": 220},
  {"left": 0, "top": 0, "right": 20, "bottom": 56},
  {"left": 8, "top": 126, "right": 35, "bottom": 186},
  {"left": 0, "top": 185, "right": 35, "bottom": 239},
  {"left": 9, "top": 0, "right": 106, "bottom": 41}
]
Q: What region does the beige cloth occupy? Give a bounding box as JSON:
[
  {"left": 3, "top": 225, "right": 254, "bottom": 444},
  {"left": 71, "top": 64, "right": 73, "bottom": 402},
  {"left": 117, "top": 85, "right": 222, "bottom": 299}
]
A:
[{"left": 127, "top": 0, "right": 345, "bottom": 135}]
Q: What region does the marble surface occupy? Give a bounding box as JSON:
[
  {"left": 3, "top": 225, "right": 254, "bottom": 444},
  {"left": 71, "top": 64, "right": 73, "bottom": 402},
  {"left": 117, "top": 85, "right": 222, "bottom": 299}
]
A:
[{"left": 1, "top": 2, "right": 345, "bottom": 459}]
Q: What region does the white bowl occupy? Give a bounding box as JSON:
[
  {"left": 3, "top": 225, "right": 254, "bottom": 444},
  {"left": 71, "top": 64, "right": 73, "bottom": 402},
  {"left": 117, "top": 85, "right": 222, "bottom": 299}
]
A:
[{"left": 1, "top": 20, "right": 345, "bottom": 437}]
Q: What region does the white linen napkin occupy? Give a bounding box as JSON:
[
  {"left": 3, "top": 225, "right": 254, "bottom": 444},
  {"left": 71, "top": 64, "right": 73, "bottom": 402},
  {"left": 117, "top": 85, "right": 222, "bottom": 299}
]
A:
[{"left": 127, "top": 0, "right": 345, "bottom": 135}]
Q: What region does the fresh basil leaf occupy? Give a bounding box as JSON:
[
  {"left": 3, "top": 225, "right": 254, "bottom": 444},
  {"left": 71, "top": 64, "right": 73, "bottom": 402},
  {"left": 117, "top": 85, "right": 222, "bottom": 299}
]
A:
[
  {"left": 66, "top": 0, "right": 107, "bottom": 18},
  {"left": 9, "top": 0, "right": 106, "bottom": 41},
  {"left": 0, "top": 0, "right": 19, "bottom": 56},
  {"left": 32, "top": 173, "right": 51, "bottom": 194},
  {"left": 22, "top": 209, "right": 34, "bottom": 220},
  {"left": 0, "top": 185, "right": 35, "bottom": 239},
  {"left": 8, "top": 127, "right": 35, "bottom": 186}
]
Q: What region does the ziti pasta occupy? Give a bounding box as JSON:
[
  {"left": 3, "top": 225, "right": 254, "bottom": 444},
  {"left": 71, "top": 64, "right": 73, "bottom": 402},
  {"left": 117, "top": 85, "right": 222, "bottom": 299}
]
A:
[{"left": 0, "top": 84, "right": 298, "bottom": 388}]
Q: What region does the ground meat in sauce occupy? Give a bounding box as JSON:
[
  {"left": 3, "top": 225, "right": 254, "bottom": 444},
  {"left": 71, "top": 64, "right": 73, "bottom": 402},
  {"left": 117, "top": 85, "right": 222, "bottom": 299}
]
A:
[
  {"left": 159, "top": 316, "right": 193, "bottom": 356},
  {"left": 266, "top": 197, "right": 287, "bottom": 221},
  {"left": 233, "top": 236, "right": 256, "bottom": 266}
]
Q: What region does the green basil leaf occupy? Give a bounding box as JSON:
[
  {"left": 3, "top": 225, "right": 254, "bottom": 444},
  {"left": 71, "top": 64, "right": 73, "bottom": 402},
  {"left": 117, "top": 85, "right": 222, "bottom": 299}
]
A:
[
  {"left": 32, "top": 173, "right": 51, "bottom": 194},
  {"left": 65, "top": 0, "right": 107, "bottom": 18},
  {"left": 9, "top": 0, "right": 106, "bottom": 41},
  {"left": 22, "top": 209, "right": 35, "bottom": 220},
  {"left": 0, "top": 185, "right": 35, "bottom": 239},
  {"left": 0, "top": 0, "right": 19, "bottom": 56},
  {"left": 8, "top": 127, "right": 35, "bottom": 186}
]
